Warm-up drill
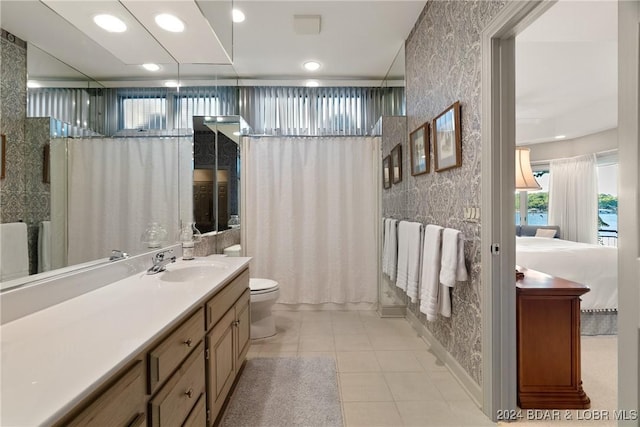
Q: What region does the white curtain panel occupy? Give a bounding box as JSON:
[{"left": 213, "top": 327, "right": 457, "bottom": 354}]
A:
[
  {"left": 67, "top": 138, "right": 180, "bottom": 264},
  {"left": 549, "top": 154, "right": 598, "bottom": 244},
  {"left": 245, "top": 136, "right": 379, "bottom": 304}
]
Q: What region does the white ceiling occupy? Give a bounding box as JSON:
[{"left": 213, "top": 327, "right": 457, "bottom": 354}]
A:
[
  {"left": 515, "top": 0, "right": 618, "bottom": 145},
  {"left": 0, "top": 0, "right": 424, "bottom": 87}
]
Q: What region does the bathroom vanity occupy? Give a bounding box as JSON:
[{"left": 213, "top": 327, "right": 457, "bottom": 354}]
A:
[{"left": 0, "top": 255, "right": 251, "bottom": 426}]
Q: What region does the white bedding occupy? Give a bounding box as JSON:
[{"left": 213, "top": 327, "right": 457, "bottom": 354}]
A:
[{"left": 516, "top": 236, "right": 618, "bottom": 311}]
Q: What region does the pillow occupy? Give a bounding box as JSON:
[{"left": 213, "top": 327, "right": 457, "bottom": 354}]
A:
[{"left": 535, "top": 228, "right": 557, "bottom": 238}]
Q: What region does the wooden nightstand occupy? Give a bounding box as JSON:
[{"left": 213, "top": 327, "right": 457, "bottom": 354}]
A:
[{"left": 516, "top": 266, "right": 591, "bottom": 409}]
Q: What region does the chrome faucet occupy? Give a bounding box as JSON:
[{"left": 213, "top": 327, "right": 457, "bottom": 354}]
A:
[
  {"left": 147, "top": 249, "right": 176, "bottom": 274},
  {"left": 109, "top": 249, "right": 129, "bottom": 261}
]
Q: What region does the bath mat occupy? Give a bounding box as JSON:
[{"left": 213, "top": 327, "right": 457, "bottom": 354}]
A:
[{"left": 219, "top": 357, "right": 343, "bottom": 427}]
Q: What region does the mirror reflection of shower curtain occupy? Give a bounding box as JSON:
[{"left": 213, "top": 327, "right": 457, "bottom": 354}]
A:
[
  {"left": 66, "top": 138, "right": 180, "bottom": 265},
  {"left": 245, "top": 136, "right": 379, "bottom": 304}
]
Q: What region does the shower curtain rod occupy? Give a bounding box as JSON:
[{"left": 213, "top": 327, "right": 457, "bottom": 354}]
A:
[{"left": 246, "top": 134, "right": 376, "bottom": 138}]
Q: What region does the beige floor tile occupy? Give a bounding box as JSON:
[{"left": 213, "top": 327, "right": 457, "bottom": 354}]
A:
[
  {"left": 335, "top": 334, "right": 373, "bottom": 352},
  {"left": 256, "top": 351, "right": 298, "bottom": 358},
  {"left": 296, "top": 351, "right": 336, "bottom": 359},
  {"left": 339, "top": 373, "right": 394, "bottom": 402},
  {"left": 258, "top": 342, "right": 299, "bottom": 353},
  {"left": 299, "top": 320, "right": 333, "bottom": 336},
  {"left": 343, "top": 402, "right": 404, "bottom": 427},
  {"left": 298, "top": 335, "right": 335, "bottom": 352},
  {"left": 447, "top": 401, "right": 495, "bottom": 426},
  {"left": 336, "top": 351, "right": 381, "bottom": 373},
  {"left": 433, "top": 377, "right": 470, "bottom": 401},
  {"left": 370, "top": 335, "right": 428, "bottom": 351},
  {"left": 358, "top": 310, "right": 381, "bottom": 319},
  {"left": 384, "top": 372, "right": 446, "bottom": 401},
  {"left": 396, "top": 400, "right": 493, "bottom": 426},
  {"left": 365, "top": 320, "right": 419, "bottom": 337},
  {"left": 332, "top": 320, "right": 367, "bottom": 335},
  {"left": 375, "top": 350, "right": 424, "bottom": 372},
  {"left": 331, "top": 311, "right": 363, "bottom": 322},
  {"left": 271, "top": 309, "right": 303, "bottom": 321},
  {"left": 413, "top": 350, "right": 448, "bottom": 372},
  {"left": 301, "top": 311, "right": 333, "bottom": 322}
]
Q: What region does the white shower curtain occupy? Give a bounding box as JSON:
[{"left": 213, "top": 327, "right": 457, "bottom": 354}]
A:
[
  {"left": 244, "top": 136, "right": 379, "bottom": 304},
  {"left": 67, "top": 138, "right": 180, "bottom": 265},
  {"left": 549, "top": 154, "right": 598, "bottom": 244}
]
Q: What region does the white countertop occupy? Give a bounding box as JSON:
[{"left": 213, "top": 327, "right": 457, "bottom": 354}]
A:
[{"left": 0, "top": 255, "right": 251, "bottom": 427}]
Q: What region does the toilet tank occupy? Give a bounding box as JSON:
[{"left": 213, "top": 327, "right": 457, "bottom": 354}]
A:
[{"left": 223, "top": 244, "right": 242, "bottom": 257}]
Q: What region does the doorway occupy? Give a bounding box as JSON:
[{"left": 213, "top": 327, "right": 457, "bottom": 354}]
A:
[{"left": 480, "top": 1, "right": 639, "bottom": 422}]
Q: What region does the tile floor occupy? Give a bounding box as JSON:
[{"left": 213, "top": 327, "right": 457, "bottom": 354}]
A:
[{"left": 246, "top": 309, "right": 495, "bottom": 427}]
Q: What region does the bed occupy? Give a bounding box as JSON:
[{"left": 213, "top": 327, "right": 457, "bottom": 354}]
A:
[{"left": 515, "top": 232, "right": 618, "bottom": 335}]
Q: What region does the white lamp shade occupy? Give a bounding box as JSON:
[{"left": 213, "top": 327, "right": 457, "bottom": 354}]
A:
[{"left": 515, "top": 147, "right": 541, "bottom": 190}]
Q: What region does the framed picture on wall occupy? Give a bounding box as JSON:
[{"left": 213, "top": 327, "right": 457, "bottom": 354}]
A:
[
  {"left": 433, "top": 101, "right": 462, "bottom": 172},
  {"left": 382, "top": 155, "right": 391, "bottom": 189},
  {"left": 391, "top": 143, "right": 402, "bottom": 184},
  {"left": 409, "top": 122, "right": 429, "bottom": 176},
  {"left": 1, "top": 134, "right": 6, "bottom": 180}
]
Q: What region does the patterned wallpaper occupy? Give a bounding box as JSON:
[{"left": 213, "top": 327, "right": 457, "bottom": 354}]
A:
[
  {"left": 1, "top": 33, "right": 53, "bottom": 274},
  {"left": 397, "top": 0, "right": 506, "bottom": 386}
]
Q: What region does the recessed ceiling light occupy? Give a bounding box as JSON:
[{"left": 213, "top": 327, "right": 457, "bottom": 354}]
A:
[
  {"left": 27, "top": 81, "right": 41, "bottom": 88},
  {"left": 306, "top": 80, "right": 319, "bottom": 87},
  {"left": 93, "top": 14, "right": 127, "bottom": 33},
  {"left": 555, "top": 135, "right": 566, "bottom": 139},
  {"left": 303, "top": 61, "right": 321, "bottom": 72},
  {"left": 155, "top": 13, "right": 185, "bottom": 32},
  {"left": 232, "top": 9, "right": 245, "bottom": 23},
  {"left": 142, "top": 63, "right": 160, "bottom": 72},
  {"left": 233, "top": 131, "right": 241, "bottom": 136},
  {"left": 164, "top": 80, "right": 180, "bottom": 88}
]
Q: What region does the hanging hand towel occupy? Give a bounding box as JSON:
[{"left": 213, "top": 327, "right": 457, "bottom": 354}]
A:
[
  {"left": 438, "top": 228, "right": 469, "bottom": 317},
  {"left": 419, "top": 225, "right": 444, "bottom": 321},
  {"left": 386, "top": 219, "right": 399, "bottom": 281},
  {"left": 406, "top": 222, "right": 424, "bottom": 303},
  {"left": 395, "top": 221, "right": 410, "bottom": 291},
  {"left": 382, "top": 218, "right": 389, "bottom": 276},
  {"left": 38, "top": 221, "right": 52, "bottom": 273},
  {"left": 0, "top": 222, "right": 29, "bottom": 281}
]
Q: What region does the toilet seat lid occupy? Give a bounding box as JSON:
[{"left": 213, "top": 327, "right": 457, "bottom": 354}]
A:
[{"left": 250, "top": 278, "right": 279, "bottom": 292}]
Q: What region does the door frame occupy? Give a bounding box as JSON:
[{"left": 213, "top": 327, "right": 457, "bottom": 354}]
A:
[{"left": 481, "top": 0, "right": 640, "bottom": 422}]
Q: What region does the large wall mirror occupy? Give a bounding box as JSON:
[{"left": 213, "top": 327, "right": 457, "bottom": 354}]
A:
[
  {"left": 0, "top": 1, "right": 237, "bottom": 291},
  {"left": 192, "top": 116, "right": 248, "bottom": 234}
]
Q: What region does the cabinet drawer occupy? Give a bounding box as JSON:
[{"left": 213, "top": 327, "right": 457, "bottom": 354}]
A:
[
  {"left": 183, "top": 393, "right": 206, "bottom": 427},
  {"left": 149, "top": 309, "right": 204, "bottom": 392},
  {"left": 149, "top": 341, "right": 206, "bottom": 427},
  {"left": 65, "top": 361, "right": 145, "bottom": 427},
  {"left": 206, "top": 269, "right": 249, "bottom": 330}
]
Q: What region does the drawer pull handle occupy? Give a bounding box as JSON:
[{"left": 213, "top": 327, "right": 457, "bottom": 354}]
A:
[
  {"left": 183, "top": 338, "right": 193, "bottom": 347},
  {"left": 185, "top": 388, "right": 194, "bottom": 399}
]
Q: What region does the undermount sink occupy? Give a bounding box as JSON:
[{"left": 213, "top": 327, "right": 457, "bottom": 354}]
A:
[{"left": 159, "top": 260, "right": 229, "bottom": 283}]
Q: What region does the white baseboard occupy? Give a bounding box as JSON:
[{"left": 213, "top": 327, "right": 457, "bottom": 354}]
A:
[{"left": 406, "top": 310, "right": 483, "bottom": 408}]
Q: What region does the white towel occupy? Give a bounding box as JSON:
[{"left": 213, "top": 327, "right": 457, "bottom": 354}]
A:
[
  {"left": 395, "top": 221, "right": 410, "bottom": 290},
  {"left": 420, "top": 225, "right": 443, "bottom": 321},
  {"left": 38, "top": 221, "right": 52, "bottom": 273},
  {"left": 382, "top": 218, "right": 389, "bottom": 276},
  {"left": 405, "top": 222, "right": 423, "bottom": 303},
  {"left": 0, "top": 222, "right": 29, "bottom": 281},
  {"left": 439, "top": 228, "right": 469, "bottom": 317},
  {"left": 385, "top": 219, "right": 398, "bottom": 281}
]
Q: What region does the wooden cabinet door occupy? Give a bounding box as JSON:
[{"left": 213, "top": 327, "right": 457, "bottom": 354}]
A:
[
  {"left": 206, "top": 308, "right": 236, "bottom": 422},
  {"left": 235, "top": 289, "right": 251, "bottom": 368}
]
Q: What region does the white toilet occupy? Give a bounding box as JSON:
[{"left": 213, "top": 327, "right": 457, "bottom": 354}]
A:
[{"left": 223, "top": 245, "right": 280, "bottom": 339}]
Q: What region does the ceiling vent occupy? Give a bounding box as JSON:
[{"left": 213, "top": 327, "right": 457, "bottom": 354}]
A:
[{"left": 293, "top": 15, "right": 321, "bottom": 35}]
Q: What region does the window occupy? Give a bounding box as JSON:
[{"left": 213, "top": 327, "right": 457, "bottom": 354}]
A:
[
  {"left": 597, "top": 163, "right": 618, "bottom": 246},
  {"left": 121, "top": 97, "right": 166, "bottom": 130},
  {"left": 515, "top": 171, "right": 549, "bottom": 225}
]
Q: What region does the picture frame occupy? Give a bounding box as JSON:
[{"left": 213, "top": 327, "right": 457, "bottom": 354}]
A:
[
  {"left": 409, "top": 122, "right": 429, "bottom": 176},
  {"left": 433, "top": 101, "right": 462, "bottom": 172},
  {"left": 391, "top": 143, "right": 402, "bottom": 184},
  {"left": 43, "top": 144, "right": 50, "bottom": 183},
  {"left": 382, "top": 155, "right": 391, "bottom": 189},
  {"left": 1, "top": 134, "right": 6, "bottom": 180}
]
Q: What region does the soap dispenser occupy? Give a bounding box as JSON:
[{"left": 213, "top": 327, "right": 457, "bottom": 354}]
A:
[{"left": 179, "top": 222, "right": 201, "bottom": 260}]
